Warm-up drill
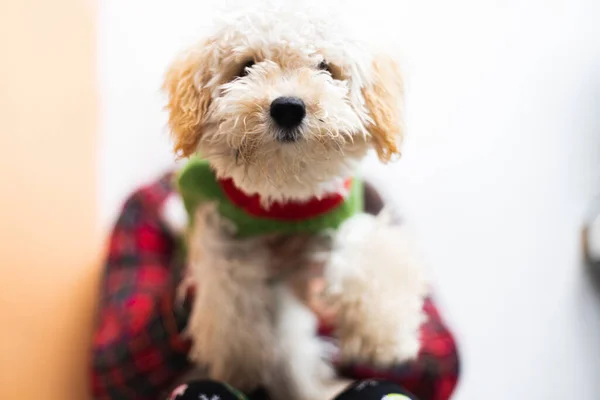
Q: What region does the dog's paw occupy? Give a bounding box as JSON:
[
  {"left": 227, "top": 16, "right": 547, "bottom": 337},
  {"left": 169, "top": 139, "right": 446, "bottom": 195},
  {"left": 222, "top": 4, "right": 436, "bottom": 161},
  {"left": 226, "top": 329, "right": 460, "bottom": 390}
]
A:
[
  {"left": 325, "top": 211, "right": 428, "bottom": 367},
  {"left": 337, "top": 324, "right": 422, "bottom": 367}
]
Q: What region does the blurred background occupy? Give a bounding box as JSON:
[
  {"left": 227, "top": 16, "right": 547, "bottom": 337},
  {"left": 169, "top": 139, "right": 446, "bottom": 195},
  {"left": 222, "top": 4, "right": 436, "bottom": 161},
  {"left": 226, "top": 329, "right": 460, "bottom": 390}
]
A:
[{"left": 1, "top": 0, "right": 600, "bottom": 398}]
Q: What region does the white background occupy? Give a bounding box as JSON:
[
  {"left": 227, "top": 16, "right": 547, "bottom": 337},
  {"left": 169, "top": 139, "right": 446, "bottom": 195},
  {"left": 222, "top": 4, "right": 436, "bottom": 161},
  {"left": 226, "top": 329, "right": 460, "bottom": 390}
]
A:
[{"left": 99, "top": 0, "right": 600, "bottom": 398}]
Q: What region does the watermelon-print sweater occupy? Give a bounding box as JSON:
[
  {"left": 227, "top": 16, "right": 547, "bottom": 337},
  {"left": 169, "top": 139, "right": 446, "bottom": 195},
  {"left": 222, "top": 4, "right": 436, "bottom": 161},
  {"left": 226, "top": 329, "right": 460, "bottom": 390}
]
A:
[{"left": 176, "top": 156, "right": 364, "bottom": 237}]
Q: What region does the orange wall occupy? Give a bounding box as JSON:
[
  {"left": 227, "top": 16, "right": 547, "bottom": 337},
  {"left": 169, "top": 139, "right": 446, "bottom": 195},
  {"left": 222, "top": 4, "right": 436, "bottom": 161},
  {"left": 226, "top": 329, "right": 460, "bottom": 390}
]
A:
[{"left": 0, "top": 0, "right": 99, "bottom": 398}]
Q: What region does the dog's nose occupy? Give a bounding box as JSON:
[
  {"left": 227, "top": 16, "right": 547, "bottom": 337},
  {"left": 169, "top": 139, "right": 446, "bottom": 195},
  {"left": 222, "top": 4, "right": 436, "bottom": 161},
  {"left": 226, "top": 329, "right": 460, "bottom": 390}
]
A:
[{"left": 270, "top": 96, "right": 306, "bottom": 133}]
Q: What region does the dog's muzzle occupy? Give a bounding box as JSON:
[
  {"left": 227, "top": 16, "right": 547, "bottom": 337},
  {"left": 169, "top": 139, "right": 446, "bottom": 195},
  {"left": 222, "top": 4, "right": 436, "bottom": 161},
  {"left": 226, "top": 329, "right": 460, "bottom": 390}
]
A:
[{"left": 270, "top": 96, "right": 305, "bottom": 142}]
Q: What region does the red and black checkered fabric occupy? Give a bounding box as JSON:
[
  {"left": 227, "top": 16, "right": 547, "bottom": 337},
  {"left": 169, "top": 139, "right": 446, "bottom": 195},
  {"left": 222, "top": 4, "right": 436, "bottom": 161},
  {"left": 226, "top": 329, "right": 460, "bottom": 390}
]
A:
[{"left": 91, "top": 173, "right": 460, "bottom": 400}]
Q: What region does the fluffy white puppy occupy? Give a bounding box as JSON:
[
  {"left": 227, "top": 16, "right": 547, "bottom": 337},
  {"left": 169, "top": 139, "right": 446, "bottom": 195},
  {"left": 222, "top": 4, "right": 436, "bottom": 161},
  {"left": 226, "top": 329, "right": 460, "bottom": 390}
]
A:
[{"left": 162, "top": 4, "right": 428, "bottom": 400}]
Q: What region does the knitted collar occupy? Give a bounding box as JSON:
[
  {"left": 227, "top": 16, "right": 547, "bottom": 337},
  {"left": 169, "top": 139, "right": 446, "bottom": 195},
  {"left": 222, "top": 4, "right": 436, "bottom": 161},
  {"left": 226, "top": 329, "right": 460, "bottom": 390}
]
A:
[
  {"left": 176, "top": 156, "right": 363, "bottom": 237},
  {"left": 218, "top": 177, "right": 352, "bottom": 221}
]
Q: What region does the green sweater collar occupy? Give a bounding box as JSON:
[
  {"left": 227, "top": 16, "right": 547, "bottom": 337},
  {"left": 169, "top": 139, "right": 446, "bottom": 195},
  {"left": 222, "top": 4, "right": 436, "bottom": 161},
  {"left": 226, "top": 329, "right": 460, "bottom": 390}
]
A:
[{"left": 176, "top": 157, "right": 363, "bottom": 237}]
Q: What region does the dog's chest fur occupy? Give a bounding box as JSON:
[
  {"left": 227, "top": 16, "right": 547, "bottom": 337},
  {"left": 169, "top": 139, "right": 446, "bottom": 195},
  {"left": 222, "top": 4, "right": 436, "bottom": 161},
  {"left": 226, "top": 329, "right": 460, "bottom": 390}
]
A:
[{"left": 176, "top": 156, "right": 362, "bottom": 398}]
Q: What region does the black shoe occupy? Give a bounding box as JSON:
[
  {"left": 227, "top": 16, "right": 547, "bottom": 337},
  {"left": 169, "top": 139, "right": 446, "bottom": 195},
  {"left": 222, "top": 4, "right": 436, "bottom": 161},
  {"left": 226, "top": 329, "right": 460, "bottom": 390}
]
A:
[
  {"left": 168, "top": 380, "right": 248, "bottom": 400},
  {"left": 333, "top": 380, "right": 420, "bottom": 400}
]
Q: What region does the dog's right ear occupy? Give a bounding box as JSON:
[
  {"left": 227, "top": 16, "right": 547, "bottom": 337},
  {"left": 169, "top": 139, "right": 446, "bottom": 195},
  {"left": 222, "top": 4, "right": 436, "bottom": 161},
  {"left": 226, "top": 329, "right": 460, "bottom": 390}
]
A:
[
  {"left": 361, "top": 54, "right": 405, "bottom": 163},
  {"left": 164, "top": 45, "right": 213, "bottom": 158}
]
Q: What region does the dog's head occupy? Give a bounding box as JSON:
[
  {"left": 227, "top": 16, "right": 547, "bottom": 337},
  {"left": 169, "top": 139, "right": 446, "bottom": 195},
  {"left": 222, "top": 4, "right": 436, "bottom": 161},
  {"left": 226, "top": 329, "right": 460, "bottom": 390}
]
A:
[{"left": 164, "top": 6, "right": 404, "bottom": 202}]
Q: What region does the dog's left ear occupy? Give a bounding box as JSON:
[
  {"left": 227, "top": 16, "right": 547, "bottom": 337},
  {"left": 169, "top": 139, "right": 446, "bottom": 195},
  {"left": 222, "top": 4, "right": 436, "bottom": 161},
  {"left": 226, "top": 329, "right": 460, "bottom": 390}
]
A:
[
  {"left": 361, "top": 54, "right": 405, "bottom": 163},
  {"left": 164, "top": 45, "right": 213, "bottom": 159}
]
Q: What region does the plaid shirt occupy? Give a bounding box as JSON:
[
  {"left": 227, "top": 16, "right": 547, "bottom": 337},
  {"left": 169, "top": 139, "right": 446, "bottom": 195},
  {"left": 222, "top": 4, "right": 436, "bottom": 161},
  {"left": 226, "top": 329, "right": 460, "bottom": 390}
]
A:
[{"left": 91, "top": 173, "right": 460, "bottom": 400}]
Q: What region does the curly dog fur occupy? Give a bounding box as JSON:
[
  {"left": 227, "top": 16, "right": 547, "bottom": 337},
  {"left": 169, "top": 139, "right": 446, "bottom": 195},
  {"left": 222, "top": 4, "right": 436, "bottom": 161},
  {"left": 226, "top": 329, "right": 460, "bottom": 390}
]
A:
[{"left": 162, "top": 3, "right": 428, "bottom": 400}]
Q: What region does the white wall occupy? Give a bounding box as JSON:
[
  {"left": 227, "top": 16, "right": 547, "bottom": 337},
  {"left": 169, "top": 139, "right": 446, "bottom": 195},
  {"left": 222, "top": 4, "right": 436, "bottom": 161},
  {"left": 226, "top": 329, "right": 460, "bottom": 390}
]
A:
[{"left": 99, "top": 0, "right": 600, "bottom": 398}]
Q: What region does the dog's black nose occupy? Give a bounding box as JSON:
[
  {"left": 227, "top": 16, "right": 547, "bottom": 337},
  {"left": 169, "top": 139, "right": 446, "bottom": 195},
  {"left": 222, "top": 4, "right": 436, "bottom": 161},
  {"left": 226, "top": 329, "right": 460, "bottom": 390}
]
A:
[{"left": 270, "top": 96, "right": 306, "bottom": 133}]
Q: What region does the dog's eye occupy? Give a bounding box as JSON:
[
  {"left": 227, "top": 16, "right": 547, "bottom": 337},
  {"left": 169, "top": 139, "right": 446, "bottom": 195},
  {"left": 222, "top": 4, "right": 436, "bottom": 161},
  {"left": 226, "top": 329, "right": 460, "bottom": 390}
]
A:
[
  {"left": 318, "top": 60, "right": 331, "bottom": 74},
  {"left": 239, "top": 60, "right": 255, "bottom": 77}
]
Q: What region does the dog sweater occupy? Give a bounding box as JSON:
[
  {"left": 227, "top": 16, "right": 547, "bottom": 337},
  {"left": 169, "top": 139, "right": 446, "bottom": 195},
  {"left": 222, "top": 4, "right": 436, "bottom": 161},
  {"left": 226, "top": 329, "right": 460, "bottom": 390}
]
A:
[{"left": 176, "top": 156, "right": 364, "bottom": 238}]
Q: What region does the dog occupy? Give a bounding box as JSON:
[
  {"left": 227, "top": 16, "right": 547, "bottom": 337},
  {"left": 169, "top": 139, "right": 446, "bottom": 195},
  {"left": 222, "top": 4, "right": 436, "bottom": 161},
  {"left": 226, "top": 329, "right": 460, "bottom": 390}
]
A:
[{"left": 162, "top": 4, "right": 428, "bottom": 400}]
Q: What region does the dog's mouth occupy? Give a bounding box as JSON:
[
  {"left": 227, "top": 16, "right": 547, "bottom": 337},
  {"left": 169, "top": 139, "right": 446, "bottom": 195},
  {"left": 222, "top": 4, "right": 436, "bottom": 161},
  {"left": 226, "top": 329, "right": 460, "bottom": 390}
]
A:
[{"left": 273, "top": 127, "right": 303, "bottom": 143}]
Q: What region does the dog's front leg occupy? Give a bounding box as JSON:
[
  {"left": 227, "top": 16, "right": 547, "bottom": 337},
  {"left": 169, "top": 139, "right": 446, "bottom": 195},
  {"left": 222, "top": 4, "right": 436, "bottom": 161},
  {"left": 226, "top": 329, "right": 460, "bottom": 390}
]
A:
[
  {"left": 325, "top": 211, "right": 429, "bottom": 368},
  {"left": 184, "top": 203, "right": 275, "bottom": 393},
  {"left": 267, "top": 282, "right": 339, "bottom": 400}
]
